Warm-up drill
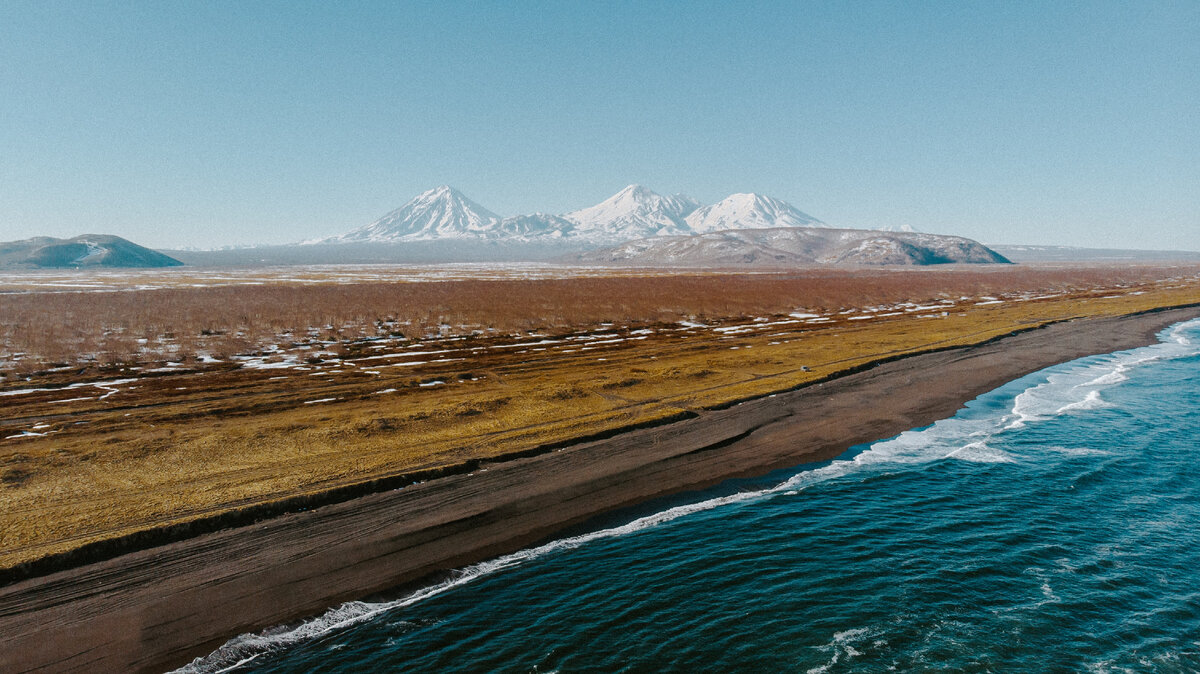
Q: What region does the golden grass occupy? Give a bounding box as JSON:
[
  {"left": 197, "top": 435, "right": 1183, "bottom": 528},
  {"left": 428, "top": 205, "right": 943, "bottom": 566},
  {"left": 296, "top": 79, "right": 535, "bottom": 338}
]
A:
[{"left": 1, "top": 271, "right": 1199, "bottom": 572}]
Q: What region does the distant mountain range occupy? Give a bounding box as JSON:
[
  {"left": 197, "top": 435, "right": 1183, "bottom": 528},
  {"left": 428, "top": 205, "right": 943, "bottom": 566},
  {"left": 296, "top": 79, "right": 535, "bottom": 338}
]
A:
[
  {"left": 990, "top": 245, "right": 1200, "bottom": 263},
  {"left": 567, "top": 228, "right": 1011, "bottom": 267},
  {"left": 0, "top": 235, "right": 183, "bottom": 269},
  {"left": 301, "top": 184, "right": 1012, "bottom": 267},
  {"left": 32, "top": 187, "right": 1195, "bottom": 270},
  {"left": 309, "top": 184, "right": 827, "bottom": 245}
]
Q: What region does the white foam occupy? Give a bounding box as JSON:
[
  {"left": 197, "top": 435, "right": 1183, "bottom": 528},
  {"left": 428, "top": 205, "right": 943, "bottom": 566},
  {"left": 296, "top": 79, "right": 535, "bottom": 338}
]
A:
[
  {"left": 806, "top": 627, "right": 878, "bottom": 674},
  {"left": 1044, "top": 446, "right": 1113, "bottom": 457},
  {"left": 947, "top": 441, "right": 1016, "bottom": 463},
  {"left": 176, "top": 489, "right": 766, "bottom": 673},
  {"left": 1055, "top": 390, "right": 1110, "bottom": 415},
  {"left": 186, "top": 398, "right": 1030, "bottom": 672},
  {"left": 179, "top": 318, "right": 1200, "bottom": 673},
  {"left": 1168, "top": 321, "right": 1193, "bottom": 346},
  {"left": 1006, "top": 320, "right": 1200, "bottom": 430}
]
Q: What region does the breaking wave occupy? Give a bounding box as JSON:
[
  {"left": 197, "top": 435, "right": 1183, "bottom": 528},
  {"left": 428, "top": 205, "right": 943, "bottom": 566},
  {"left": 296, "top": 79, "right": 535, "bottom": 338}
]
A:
[{"left": 178, "top": 319, "right": 1200, "bottom": 673}]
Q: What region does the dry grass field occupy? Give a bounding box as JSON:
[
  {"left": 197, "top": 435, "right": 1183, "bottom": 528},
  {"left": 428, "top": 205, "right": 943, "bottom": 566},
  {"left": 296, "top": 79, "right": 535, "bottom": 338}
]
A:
[
  {"left": 3, "top": 263, "right": 1196, "bottom": 373},
  {"left": 2, "top": 263, "right": 1199, "bottom": 575}
]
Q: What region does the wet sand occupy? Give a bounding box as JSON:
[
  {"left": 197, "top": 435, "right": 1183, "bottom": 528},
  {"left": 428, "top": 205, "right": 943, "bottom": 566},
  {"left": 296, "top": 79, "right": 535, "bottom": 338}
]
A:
[{"left": 1, "top": 306, "right": 1197, "bottom": 673}]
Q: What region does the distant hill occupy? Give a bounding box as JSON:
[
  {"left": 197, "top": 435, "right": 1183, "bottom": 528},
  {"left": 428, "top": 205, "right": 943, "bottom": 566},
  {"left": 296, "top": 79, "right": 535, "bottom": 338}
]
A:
[
  {"left": 0, "top": 235, "right": 183, "bottom": 269},
  {"left": 566, "top": 227, "right": 1011, "bottom": 267},
  {"left": 990, "top": 245, "right": 1200, "bottom": 263}
]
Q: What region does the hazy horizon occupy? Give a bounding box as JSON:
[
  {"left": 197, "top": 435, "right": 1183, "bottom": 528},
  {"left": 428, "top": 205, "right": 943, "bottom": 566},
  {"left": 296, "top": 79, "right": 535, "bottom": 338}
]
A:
[{"left": 1, "top": 1, "right": 1197, "bottom": 251}]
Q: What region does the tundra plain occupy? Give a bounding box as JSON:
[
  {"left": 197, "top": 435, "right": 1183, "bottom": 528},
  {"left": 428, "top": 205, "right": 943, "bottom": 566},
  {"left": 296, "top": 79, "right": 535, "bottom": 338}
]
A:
[{"left": 2, "top": 263, "right": 1199, "bottom": 578}]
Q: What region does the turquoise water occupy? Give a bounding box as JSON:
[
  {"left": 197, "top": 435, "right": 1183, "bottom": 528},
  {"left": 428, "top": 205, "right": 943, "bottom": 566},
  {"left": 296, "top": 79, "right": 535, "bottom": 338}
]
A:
[{"left": 185, "top": 319, "right": 1200, "bottom": 673}]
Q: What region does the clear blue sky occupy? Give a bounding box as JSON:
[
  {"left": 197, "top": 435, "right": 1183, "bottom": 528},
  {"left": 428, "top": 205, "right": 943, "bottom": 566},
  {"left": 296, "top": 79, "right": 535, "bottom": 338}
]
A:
[{"left": 1, "top": 0, "right": 1197, "bottom": 250}]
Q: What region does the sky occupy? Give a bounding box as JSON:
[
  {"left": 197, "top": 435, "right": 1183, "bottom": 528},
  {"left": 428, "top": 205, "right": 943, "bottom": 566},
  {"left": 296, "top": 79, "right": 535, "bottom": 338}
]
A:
[{"left": 1, "top": 0, "right": 1197, "bottom": 251}]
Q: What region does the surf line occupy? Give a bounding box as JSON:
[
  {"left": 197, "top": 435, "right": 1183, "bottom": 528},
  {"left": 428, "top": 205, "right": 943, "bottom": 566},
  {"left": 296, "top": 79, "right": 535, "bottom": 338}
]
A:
[{"left": 178, "top": 317, "right": 1200, "bottom": 673}]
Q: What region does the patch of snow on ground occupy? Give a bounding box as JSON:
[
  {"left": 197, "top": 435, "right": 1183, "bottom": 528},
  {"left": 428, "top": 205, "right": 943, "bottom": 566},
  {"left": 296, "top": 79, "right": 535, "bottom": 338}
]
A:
[
  {"left": 358, "top": 349, "right": 455, "bottom": 361},
  {"left": 382, "top": 357, "right": 465, "bottom": 368},
  {"left": 5, "top": 431, "right": 46, "bottom": 439},
  {"left": 1, "top": 377, "right": 140, "bottom": 399},
  {"left": 489, "top": 339, "right": 564, "bottom": 349},
  {"left": 234, "top": 356, "right": 302, "bottom": 370}
]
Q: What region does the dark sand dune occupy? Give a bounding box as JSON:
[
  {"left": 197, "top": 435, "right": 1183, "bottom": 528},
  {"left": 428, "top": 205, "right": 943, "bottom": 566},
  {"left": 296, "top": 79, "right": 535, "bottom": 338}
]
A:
[{"left": 1, "top": 306, "right": 1197, "bottom": 673}]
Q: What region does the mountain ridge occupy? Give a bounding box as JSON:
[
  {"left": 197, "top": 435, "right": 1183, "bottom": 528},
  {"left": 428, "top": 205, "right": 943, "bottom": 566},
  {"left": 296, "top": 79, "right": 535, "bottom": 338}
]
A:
[
  {"left": 564, "top": 227, "right": 1011, "bottom": 267},
  {"left": 311, "top": 184, "right": 828, "bottom": 245}
]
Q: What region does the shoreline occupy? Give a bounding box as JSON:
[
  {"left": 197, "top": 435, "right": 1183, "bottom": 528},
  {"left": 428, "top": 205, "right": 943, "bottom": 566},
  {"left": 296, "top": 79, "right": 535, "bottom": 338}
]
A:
[{"left": 2, "top": 305, "right": 1198, "bottom": 673}]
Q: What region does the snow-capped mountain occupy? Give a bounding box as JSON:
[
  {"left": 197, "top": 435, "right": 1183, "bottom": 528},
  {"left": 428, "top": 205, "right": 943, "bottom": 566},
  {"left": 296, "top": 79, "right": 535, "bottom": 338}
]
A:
[
  {"left": 561, "top": 184, "right": 700, "bottom": 241},
  {"left": 684, "top": 193, "right": 824, "bottom": 233},
  {"left": 318, "top": 186, "right": 501, "bottom": 243},
  {"left": 493, "top": 213, "right": 577, "bottom": 238},
  {"left": 309, "top": 184, "right": 832, "bottom": 245}
]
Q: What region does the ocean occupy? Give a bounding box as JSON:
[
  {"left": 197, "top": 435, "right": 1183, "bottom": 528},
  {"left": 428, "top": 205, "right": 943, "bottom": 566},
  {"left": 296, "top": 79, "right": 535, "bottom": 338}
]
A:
[{"left": 184, "top": 318, "right": 1200, "bottom": 673}]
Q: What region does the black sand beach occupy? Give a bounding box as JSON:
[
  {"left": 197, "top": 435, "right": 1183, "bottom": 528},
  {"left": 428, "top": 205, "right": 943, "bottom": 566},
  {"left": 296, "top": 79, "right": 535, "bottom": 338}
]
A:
[{"left": 1, "top": 306, "right": 1197, "bottom": 673}]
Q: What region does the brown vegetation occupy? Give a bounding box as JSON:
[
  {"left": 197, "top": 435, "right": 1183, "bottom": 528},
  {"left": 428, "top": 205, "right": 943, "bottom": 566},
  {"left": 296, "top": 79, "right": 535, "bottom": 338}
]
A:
[
  {"left": 1, "top": 265, "right": 1199, "bottom": 575},
  {"left": 2, "top": 265, "right": 1197, "bottom": 373}
]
